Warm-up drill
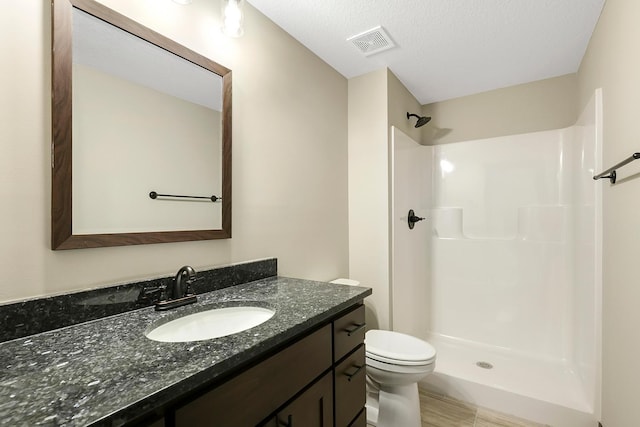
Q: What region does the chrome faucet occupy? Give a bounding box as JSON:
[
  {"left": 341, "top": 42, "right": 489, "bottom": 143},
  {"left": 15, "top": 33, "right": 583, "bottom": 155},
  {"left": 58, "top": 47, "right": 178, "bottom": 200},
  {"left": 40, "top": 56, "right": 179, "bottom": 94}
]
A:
[{"left": 155, "top": 266, "right": 198, "bottom": 311}]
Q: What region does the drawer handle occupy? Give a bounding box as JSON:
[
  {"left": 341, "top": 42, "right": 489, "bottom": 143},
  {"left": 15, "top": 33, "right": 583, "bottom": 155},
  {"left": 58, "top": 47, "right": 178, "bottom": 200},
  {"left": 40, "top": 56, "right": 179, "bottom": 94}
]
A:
[
  {"left": 345, "top": 364, "right": 365, "bottom": 381},
  {"left": 344, "top": 323, "right": 366, "bottom": 336}
]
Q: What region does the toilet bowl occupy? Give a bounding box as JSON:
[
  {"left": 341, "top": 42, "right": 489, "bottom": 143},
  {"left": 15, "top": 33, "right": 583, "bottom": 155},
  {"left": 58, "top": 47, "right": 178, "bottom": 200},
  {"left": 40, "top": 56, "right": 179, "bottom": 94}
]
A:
[
  {"left": 365, "top": 329, "right": 436, "bottom": 427},
  {"left": 327, "top": 279, "right": 436, "bottom": 426}
]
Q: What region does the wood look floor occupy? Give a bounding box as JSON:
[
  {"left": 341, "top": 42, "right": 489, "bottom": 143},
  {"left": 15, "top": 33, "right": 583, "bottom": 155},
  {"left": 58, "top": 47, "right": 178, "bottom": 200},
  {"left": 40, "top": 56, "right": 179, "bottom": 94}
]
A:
[{"left": 418, "top": 388, "right": 549, "bottom": 427}]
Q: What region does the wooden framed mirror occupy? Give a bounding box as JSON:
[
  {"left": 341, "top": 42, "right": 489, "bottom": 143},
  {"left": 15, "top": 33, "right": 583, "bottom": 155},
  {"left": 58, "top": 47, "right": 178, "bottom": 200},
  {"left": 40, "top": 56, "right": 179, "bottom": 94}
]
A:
[{"left": 52, "top": 0, "right": 232, "bottom": 249}]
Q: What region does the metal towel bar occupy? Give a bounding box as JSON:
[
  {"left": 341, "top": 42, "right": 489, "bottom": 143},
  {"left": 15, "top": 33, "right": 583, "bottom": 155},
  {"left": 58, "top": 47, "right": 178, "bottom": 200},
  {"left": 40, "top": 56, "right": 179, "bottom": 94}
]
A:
[
  {"left": 149, "top": 191, "right": 221, "bottom": 202},
  {"left": 593, "top": 152, "right": 640, "bottom": 184}
]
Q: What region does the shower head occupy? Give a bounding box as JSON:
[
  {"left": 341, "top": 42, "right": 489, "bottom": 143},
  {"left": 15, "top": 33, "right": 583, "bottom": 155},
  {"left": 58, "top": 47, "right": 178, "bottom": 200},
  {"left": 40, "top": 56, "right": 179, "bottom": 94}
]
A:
[{"left": 407, "top": 112, "right": 431, "bottom": 128}]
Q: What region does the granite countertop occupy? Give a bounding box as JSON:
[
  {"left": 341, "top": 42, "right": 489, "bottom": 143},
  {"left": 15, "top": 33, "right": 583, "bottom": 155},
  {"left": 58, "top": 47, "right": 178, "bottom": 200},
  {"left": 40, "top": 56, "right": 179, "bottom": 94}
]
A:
[{"left": 0, "top": 277, "right": 371, "bottom": 427}]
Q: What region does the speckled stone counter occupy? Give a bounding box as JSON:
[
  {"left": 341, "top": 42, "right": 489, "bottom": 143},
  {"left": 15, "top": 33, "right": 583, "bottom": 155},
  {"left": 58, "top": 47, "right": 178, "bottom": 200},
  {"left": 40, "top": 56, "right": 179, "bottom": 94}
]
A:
[
  {"left": 0, "top": 277, "right": 371, "bottom": 426},
  {"left": 0, "top": 258, "right": 277, "bottom": 342}
]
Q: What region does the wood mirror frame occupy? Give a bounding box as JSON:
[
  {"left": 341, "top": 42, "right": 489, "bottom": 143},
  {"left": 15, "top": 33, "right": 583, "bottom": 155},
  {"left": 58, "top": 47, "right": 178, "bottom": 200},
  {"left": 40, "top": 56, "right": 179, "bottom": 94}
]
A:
[{"left": 51, "top": 0, "right": 232, "bottom": 250}]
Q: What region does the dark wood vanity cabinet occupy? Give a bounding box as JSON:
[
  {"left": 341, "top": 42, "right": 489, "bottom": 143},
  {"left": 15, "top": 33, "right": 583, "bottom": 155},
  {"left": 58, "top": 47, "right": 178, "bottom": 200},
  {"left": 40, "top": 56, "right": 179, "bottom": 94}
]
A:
[
  {"left": 333, "top": 304, "right": 367, "bottom": 427},
  {"left": 175, "top": 325, "right": 332, "bottom": 426},
  {"left": 171, "top": 303, "right": 366, "bottom": 427}
]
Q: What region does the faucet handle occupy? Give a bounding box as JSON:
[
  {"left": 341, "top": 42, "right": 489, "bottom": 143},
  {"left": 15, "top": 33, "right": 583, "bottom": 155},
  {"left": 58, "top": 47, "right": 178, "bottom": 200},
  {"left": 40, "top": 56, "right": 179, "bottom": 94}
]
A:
[
  {"left": 138, "top": 285, "right": 166, "bottom": 304},
  {"left": 187, "top": 274, "right": 202, "bottom": 294}
]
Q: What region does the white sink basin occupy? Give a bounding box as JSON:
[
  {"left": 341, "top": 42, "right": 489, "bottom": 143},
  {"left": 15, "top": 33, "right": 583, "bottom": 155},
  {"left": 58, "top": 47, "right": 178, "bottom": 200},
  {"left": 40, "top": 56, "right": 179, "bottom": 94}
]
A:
[{"left": 145, "top": 306, "right": 275, "bottom": 343}]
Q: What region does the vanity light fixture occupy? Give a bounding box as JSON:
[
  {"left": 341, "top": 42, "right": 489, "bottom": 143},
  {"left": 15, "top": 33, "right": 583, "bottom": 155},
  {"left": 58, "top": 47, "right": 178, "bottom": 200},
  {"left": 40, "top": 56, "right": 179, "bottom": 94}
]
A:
[{"left": 221, "top": 0, "right": 245, "bottom": 37}]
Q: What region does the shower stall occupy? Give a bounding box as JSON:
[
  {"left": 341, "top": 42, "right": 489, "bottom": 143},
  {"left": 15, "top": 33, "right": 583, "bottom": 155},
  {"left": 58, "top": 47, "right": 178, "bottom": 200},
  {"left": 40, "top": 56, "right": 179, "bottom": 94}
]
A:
[{"left": 390, "top": 91, "right": 602, "bottom": 426}]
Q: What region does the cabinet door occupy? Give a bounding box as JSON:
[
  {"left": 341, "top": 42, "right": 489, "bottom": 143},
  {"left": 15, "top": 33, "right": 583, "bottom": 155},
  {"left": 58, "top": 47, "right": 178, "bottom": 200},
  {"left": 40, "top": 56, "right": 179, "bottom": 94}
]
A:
[
  {"left": 274, "top": 373, "right": 333, "bottom": 427},
  {"left": 335, "top": 345, "right": 366, "bottom": 427},
  {"left": 144, "top": 419, "right": 164, "bottom": 427},
  {"left": 348, "top": 409, "right": 366, "bottom": 427}
]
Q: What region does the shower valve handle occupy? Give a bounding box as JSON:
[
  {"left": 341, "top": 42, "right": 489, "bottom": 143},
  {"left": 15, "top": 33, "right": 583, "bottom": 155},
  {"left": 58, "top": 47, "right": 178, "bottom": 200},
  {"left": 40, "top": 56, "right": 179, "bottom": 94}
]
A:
[{"left": 408, "top": 209, "right": 425, "bottom": 229}]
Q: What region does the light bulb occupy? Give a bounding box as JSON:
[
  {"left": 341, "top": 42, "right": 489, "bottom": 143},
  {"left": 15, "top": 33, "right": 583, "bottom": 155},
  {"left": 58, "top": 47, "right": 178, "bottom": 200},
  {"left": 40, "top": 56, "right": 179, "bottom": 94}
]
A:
[{"left": 221, "top": 0, "right": 244, "bottom": 37}]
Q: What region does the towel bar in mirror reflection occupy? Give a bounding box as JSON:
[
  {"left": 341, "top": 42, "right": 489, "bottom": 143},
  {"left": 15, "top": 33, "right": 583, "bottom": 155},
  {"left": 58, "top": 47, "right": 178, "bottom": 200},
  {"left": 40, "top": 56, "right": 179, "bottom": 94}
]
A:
[{"left": 149, "top": 192, "right": 222, "bottom": 203}]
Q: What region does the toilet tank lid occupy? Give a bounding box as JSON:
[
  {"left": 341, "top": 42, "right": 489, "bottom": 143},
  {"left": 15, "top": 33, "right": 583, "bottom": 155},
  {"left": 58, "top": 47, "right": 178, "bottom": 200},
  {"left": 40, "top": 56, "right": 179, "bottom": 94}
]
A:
[
  {"left": 365, "top": 329, "right": 436, "bottom": 362},
  {"left": 329, "top": 278, "right": 361, "bottom": 286}
]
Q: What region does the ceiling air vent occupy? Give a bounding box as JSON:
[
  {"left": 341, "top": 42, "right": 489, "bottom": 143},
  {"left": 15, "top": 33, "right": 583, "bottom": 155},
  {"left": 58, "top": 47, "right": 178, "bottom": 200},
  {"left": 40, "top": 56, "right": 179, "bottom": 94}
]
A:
[{"left": 347, "top": 26, "right": 396, "bottom": 57}]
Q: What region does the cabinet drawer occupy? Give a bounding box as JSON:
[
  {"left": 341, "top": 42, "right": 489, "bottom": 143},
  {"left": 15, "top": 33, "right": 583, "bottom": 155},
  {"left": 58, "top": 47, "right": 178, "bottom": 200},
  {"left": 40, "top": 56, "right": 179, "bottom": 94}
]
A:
[
  {"left": 175, "top": 324, "right": 332, "bottom": 427},
  {"left": 334, "top": 344, "right": 366, "bottom": 427},
  {"left": 333, "top": 305, "right": 366, "bottom": 362}
]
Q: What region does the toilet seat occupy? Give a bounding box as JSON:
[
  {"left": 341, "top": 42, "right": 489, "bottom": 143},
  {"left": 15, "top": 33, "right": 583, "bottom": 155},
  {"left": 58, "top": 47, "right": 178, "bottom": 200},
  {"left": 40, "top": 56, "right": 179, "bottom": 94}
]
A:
[
  {"left": 366, "top": 354, "right": 435, "bottom": 375},
  {"left": 367, "top": 351, "right": 435, "bottom": 366},
  {"left": 365, "top": 329, "right": 436, "bottom": 365}
]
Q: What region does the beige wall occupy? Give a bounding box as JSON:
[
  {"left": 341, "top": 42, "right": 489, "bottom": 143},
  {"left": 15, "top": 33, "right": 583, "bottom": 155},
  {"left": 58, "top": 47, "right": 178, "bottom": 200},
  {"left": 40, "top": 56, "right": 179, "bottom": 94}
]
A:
[
  {"left": 348, "top": 69, "right": 389, "bottom": 330},
  {"left": 387, "top": 69, "right": 423, "bottom": 143},
  {"left": 577, "top": 0, "right": 640, "bottom": 424},
  {"left": 421, "top": 74, "right": 578, "bottom": 145},
  {"left": 348, "top": 68, "right": 422, "bottom": 330},
  {"left": 0, "top": 0, "right": 348, "bottom": 303}
]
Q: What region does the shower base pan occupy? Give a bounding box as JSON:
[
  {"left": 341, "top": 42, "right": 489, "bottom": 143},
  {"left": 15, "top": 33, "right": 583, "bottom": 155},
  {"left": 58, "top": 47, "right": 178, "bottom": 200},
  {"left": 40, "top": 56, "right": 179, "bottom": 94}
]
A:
[{"left": 420, "top": 334, "right": 597, "bottom": 427}]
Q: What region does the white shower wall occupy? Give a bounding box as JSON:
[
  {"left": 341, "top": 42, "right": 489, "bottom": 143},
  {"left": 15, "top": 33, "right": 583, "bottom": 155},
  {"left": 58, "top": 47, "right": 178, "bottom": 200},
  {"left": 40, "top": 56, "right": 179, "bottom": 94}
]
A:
[
  {"left": 570, "top": 90, "right": 602, "bottom": 416},
  {"left": 430, "top": 129, "right": 576, "bottom": 361},
  {"left": 390, "top": 90, "right": 600, "bottom": 424}
]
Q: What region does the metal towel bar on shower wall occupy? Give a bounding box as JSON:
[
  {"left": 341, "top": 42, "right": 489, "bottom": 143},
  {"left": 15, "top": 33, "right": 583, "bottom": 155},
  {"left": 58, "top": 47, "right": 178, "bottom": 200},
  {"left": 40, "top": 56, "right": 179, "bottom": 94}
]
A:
[{"left": 593, "top": 152, "right": 640, "bottom": 184}]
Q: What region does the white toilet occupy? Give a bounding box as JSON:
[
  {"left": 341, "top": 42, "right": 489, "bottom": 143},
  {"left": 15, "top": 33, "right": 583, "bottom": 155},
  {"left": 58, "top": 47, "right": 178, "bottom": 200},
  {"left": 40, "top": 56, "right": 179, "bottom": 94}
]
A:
[
  {"left": 365, "top": 329, "right": 437, "bottom": 427},
  {"left": 328, "top": 278, "right": 437, "bottom": 427}
]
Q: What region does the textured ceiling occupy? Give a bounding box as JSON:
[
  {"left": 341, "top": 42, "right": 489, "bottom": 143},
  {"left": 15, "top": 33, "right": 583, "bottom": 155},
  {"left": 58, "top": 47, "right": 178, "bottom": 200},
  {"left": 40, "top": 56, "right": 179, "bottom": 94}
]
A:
[
  {"left": 74, "top": 8, "right": 222, "bottom": 111},
  {"left": 247, "top": 0, "right": 605, "bottom": 104}
]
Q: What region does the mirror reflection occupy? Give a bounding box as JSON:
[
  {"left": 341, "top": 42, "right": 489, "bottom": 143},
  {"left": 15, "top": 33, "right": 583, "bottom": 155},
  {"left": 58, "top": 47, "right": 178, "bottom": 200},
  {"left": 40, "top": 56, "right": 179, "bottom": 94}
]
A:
[
  {"left": 51, "top": 0, "right": 232, "bottom": 249},
  {"left": 72, "top": 9, "right": 223, "bottom": 234}
]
